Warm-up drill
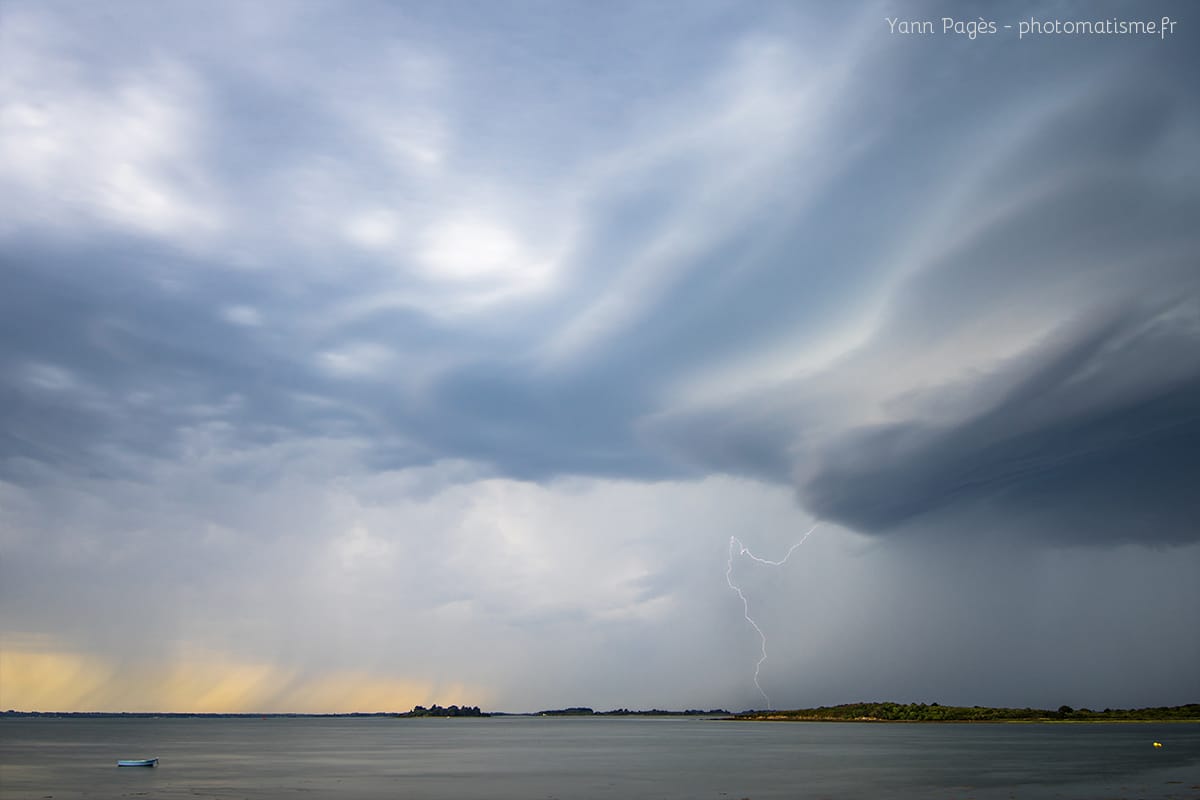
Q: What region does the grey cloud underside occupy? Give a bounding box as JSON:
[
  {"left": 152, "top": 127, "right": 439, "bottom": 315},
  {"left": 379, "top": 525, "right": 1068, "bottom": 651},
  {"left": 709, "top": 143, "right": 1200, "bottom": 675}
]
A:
[
  {"left": 650, "top": 79, "right": 1200, "bottom": 544},
  {"left": 803, "top": 313, "right": 1200, "bottom": 544},
  {"left": 0, "top": 236, "right": 679, "bottom": 484},
  {"left": 791, "top": 93, "right": 1200, "bottom": 545},
  {"left": 1, "top": 242, "right": 342, "bottom": 478}
]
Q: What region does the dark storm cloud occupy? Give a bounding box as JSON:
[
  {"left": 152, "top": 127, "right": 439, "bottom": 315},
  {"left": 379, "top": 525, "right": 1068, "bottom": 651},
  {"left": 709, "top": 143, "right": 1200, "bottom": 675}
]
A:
[
  {"left": 0, "top": 231, "right": 681, "bottom": 486},
  {"left": 646, "top": 52, "right": 1200, "bottom": 547},
  {"left": 0, "top": 237, "right": 344, "bottom": 481},
  {"left": 418, "top": 364, "right": 679, "bottom": 481},
  {"left": 802, "top": 310, "right": 1200, "bottom": 544}
]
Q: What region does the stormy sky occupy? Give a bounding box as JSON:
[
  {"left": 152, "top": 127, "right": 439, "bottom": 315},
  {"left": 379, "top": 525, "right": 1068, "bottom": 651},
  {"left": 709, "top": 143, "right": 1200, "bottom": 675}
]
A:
[{"left": 1, "top": 0, "right": 1198, "bottom": 713}]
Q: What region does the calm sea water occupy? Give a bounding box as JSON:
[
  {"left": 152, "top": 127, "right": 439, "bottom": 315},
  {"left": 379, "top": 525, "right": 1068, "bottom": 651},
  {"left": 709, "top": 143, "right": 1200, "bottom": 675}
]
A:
[{"left": 1, "top": 716, "right": 1197, "bottom": 799}]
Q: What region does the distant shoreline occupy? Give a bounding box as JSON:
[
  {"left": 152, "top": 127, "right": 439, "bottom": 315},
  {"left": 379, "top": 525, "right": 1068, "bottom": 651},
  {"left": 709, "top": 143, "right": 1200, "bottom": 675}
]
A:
[
  {"left": 728, "top": 702, "right": 1200, "bottom": 724},
  {"left": 5, "top": 702, "right": 1197, "bottom": 723}
]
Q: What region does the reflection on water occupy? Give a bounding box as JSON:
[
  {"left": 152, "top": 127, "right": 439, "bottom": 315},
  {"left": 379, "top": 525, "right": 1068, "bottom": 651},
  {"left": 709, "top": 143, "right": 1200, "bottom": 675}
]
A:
[{"left": 1, "top": 716, "right": 1198, "bottom": 799}]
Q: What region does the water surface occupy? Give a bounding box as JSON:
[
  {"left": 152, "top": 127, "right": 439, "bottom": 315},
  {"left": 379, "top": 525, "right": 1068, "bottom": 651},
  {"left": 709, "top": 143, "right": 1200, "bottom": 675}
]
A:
[{"left": 2, "top": 716, "right": 1197, "bottom": 799}]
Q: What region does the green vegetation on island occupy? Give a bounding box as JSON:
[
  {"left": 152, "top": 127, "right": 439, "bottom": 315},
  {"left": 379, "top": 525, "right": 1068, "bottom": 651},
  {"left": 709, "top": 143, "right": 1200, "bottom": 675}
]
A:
[{"left": 730, "top": 702, "right": 1200, "bottom": 723}]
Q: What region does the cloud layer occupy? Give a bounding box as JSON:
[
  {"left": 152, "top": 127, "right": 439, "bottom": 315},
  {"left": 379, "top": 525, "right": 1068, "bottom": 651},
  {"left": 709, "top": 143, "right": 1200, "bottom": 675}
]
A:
[{"left": 2, "top": 1, "right": 1198, "bottom": 711}]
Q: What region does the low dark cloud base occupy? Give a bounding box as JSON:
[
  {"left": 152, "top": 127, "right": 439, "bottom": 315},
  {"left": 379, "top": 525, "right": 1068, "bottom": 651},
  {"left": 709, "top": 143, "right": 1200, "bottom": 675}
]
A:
[{"left": 801, "top": 314, "right": 1200, "bottom": 545}]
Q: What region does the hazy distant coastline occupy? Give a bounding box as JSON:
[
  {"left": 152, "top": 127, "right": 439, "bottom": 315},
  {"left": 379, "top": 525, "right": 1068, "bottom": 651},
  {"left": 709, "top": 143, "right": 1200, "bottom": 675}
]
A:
[{"left": 5, "top": 702, "right": 1196, "bottom": 722}]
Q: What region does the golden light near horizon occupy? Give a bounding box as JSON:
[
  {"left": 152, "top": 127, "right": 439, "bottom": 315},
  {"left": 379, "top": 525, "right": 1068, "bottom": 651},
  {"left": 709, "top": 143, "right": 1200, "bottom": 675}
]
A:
[
  {"left": 0, "top": 645, "right": 483, "bottom": 714},
  {"left": 0, "top": 648, "right": 116, "bottom": 712}
]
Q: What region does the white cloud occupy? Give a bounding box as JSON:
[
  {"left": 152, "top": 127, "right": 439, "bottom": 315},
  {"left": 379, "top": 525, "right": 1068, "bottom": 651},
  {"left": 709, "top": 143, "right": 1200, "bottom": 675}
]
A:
[
  {"left": 420, "top": 216, "right": 522, "bottom": 282},
  {"left": 415, "top": 213, "right": 559, "bottom": 308},
  {"left": 316, "top": 343, "right": 395, "bottom": 378},
  {"left": 221, "top": 305, "right": 263, "bottom": 327},
  {"left": 536, "top": 37, "right": 871, "bottom": 366},
  {"left": 328, "top": 44, "right": 450, "bottom": 172},
  {"left": 343, "top": 208, "right": 403, "bottom": 251},
  {"left": 332, "top": 523, "right": 394, "bottom": 570},
  {"left": 0, "top": 14, "right": 222, "bottom": 241},
  {"left": 19, "top": 362, "right": 80, "bottom": 393}
]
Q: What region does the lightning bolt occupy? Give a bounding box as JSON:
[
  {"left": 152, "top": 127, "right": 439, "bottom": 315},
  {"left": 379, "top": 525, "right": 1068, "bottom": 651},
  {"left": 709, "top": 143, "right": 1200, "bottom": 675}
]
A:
[{"left": 726, "top": 524, "right": 818, "bottom": 710}]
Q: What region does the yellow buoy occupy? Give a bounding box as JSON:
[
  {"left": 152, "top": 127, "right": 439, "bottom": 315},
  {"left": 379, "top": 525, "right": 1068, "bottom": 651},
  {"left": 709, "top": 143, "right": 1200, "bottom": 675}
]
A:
[{"left": 1153, "top": 742, "right": 1163, "bottom": 748}]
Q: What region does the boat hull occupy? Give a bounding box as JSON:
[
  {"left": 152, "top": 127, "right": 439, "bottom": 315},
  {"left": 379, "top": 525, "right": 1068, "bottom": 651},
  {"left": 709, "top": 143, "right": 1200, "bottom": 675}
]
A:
[{"left": 116, "top": 759, "right": 158, "bottom": 767}]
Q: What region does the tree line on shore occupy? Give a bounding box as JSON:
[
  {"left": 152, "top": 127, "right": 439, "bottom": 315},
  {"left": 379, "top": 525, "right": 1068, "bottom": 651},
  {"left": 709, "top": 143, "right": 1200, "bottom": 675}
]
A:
[{"left": 732, "top": 702, "right": 1200, "bottom": 722}]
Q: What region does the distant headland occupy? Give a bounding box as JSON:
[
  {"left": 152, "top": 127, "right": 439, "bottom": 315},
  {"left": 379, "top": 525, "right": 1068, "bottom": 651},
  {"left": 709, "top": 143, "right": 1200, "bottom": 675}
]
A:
[{"left": 729, "top": 702, "right": 1200, "bottom": 723}]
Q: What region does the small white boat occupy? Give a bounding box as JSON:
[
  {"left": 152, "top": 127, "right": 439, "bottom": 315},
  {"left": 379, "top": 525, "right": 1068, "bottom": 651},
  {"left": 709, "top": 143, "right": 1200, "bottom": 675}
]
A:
[{"left": 116, "top": 758, "right": 158, "bottom": 767}]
